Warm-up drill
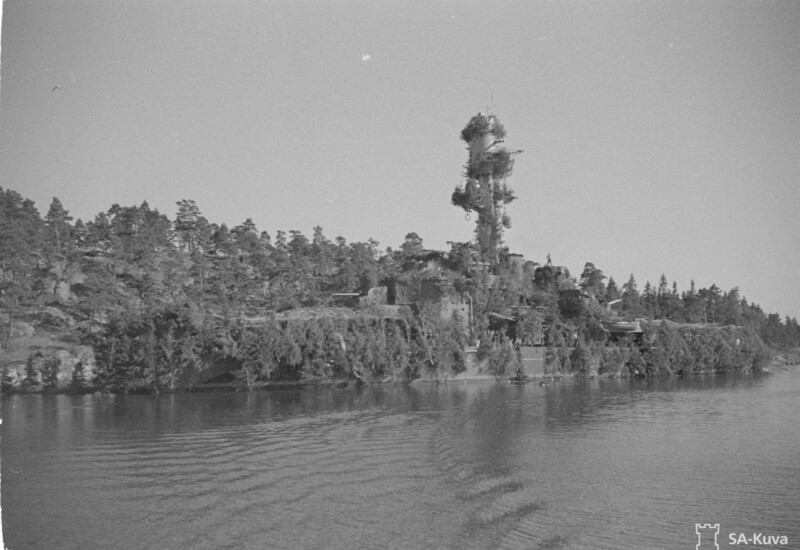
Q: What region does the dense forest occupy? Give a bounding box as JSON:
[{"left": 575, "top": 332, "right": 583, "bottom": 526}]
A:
[
  {"left": 2, "top": 114, "right": 798, "bottom": 392},
  {"left": 0, "top": 187, "right": 483, "bottom": 391},
  {"left": 1, "top": 185, "right": 798, "bottom": 393}
]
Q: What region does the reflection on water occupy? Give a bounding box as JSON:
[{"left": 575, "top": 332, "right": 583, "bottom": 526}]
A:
[{"left": 3, "top": 371, "right": 800, "bottom": 549}]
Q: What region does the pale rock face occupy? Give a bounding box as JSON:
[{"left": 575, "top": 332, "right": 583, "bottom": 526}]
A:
[
  {"left": 2, "top": 345, "right": 97, "bottom": 390},
  {"left": 40, "top": 257, "right": 87, "bottom": 303},
  {"left": 53, "top": 346, "right": 97, "bottom": 386},
  {"left": 55, "top": 281, "right": 73, "bottom": 302},
  {"left": 40, "top": 306, "right": 75, "bottom": 328},
  {"left": 10, "top": 320, "right": 36, "bottom": 337}
]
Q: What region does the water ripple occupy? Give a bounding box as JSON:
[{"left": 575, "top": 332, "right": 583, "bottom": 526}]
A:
[{"left": 4, "top": 372, "right": 800, "bottom": 550}]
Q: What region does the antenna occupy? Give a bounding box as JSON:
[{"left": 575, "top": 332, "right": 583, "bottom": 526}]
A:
[{"left": 486, "top": 89, "right": 494, "bottom": 114}]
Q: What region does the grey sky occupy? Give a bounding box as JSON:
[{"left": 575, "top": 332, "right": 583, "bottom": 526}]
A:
[{"left": 2, "top": 1, "right": 799, "bottom": 319}]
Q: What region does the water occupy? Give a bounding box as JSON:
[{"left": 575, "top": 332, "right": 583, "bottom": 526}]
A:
[{"left": 3, "top": 370, "right": 800, "bottom": 550}]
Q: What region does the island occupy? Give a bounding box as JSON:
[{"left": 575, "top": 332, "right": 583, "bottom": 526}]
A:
[{"left": 2, "top": 113, "right": 798, "bottom": 394}]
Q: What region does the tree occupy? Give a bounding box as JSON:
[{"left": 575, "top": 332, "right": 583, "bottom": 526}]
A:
[
  {"left": 626, "top": 343, "right": 646, "bottom": 376},
  {"left": 569, "top": 338, "right": 592, "bottom": 374},
  {"left": 719, "top": 287, "right": 743, "bottom": 326},
  {"left": 2, "top": 365, "right": 16, "bottom": 392},
  {"left": 175, "top": 199, "right": 209, "bottom": 252},
  {"left": 642, "top": 281, "right": 656, "bottom": 317},
  {"left": 622, "top": 274, "right": 643, "bottom": 316},
  {"left": 136, "top": 203, "right": 174, "bottom": 256},
  {"left": 698, "top": 284, "right": 721, "bottom": 324},
  {"left": 71, "top": 360, "right": 87, "bottom": 391},
  {"left": 85, "top": 212, "right": 112, "bottom": 251},
  {"left": 400, "top": 232, "right": 424, "bottom": 257},
  {"left": 209, "top": 223, "right": 235, "bottom": 257},
  {"left": 761, "top": 313, "right": 784, "bottom": 346},
  {"left": 41, "top": 354, "right": 62, "bottom": 390},
  {"left": 45, "top": 197, "right": 74, "bottom": 258},
  {"left": 0, "top": 188, "right": 45, "bottom": 308},
  {"left": 682, "top": 280, "right": 704, "bottom": 323},
  {"left": 605, "top": 277, "right": 621, "bottom": 303},
  {"left": 311, "top": 226, "right": 335, "bottom": 280},
  {"left": 232, "top": 218, "right": 262, "bottom": 256},
  {"left": 655, "top": 274, "right": 669, "bottom": 318},
  {"left": 667, "top": 281, "right": 684, "bottom": 321},
  {"left": 579, "top": 262, "right": 606, "bottom": 296},
  {"left": 72, "top": 219, "right": 88, "bottom": 248},
  {"left": 24, "top": 352, "right": 43, "bottom": 387},
  {"left": 544, "top": 326, "right": 566, "bottom": 375},
  {"left": 349, "top": 240, "right": 380, "bottom": 294},
  {"left": 107, "top": 203, "right": 141, "bottom": 259},
  {"left": 397, "top": 232, "right": 426, "bottom": 271}
]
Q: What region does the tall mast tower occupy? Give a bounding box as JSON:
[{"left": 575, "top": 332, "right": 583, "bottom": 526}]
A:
[{"left": 451, "top": 113, "right": 519, "bottom": 268}]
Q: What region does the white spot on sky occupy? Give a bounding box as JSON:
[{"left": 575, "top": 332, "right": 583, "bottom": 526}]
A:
[{"left": 361, "top": 54, "right": 371, "bottom": 62}]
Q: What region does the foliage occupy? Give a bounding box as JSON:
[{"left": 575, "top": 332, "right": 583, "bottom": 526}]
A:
[
  {"left": 0, "top": 187, "right": 45, "bottom": 310},
  {"left": 460, "top": 114, "right": 506, "bottom": 143},
  {"left": 599, "top": 345, "right": 626, "bottom": 375},
  {"left": 41, "top": 354, "right": 61, "bottom": 390},
  {"left": 82, "top": 299, "right": 476, "bottom": 388},
  {"left": 450, "top": 185, "right": 473, "bottom": 212},
  {"left": 464, "top": 149, "right": 516, "bottom": 181},
  {"left": 2, "top": 153, "right": 799, "bottom": 392},
  {"left": 579, "top": 262, "right": 606, "bottom": 296},
  {"left": 92, "top": 305, "right": 205, "bottom": 392},
  {"left": 484, "top": 336, "right": 519, "bottom": 376},
  {"left": 421, "top": 317, "right": 468, "bottom": 377},
  {"left": 453, "top": 115, "right": 519, "bottom": 267},
  {"left": 568, "top": 339, "right": 592, "bottom": 375},
  {"left": 24, "top": 353, "right": 42, "bottom": 387}
]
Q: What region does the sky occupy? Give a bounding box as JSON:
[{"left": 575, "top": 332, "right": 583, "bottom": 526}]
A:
[{"left": 1, "top": 1, "right": 799, "bottom": 320}]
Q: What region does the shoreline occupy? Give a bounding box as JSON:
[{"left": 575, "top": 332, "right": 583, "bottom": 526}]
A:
[{"left": 4, "top": 365, "right": 794, "bottom": 396}]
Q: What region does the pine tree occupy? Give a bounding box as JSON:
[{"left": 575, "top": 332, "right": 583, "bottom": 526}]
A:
[
  {"left": 24, "top": 352, "right": 43, "bottom": 387},
  {"left": 175, "top": 199, "right": 204, "bottom": 252},
  {"left": 2, "top": 365, "right": 16, "bottom": 392},
  {"left": 656, "top": 274, "right": 669, "bottom": 318},
  {"left": 719, "top": 287, "right": 743, "bottom": 326},
  {"left": 642, "top": 281, "right": 656, "bottom": 317},
  {"left": 41, "top": 354, "right": 62, "bottom": 390},
  {"left": 622, "top": 274, "right": 642, "bottom": 315},
  {"left": 85, "top": 212, "right": 112, "bottom": 251},
  {"left": 668, "top": 281, "right": 683, "bottom": 321},
  {"left": 71, "top": 361, "right": 86, "bottom": 391},
  {"left": 0, "top": 188, "right": 45, "bottom": 309},
  {"left": 579, "top": 262, "right": 606, "bottom": 296},
  {"left": 605, "top": 277, "right": 621, "bottom": 303},
  {"left": 45, "top": 197, "right": 74, "bottom": 258}
]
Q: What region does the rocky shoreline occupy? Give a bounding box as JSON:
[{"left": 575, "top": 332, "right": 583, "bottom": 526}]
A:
[
  {"left": 4, "top": 359, "right": 793, "bottom": 396},
  {"left": 3, "top": 311, "right": 796, "bottom": 396}
]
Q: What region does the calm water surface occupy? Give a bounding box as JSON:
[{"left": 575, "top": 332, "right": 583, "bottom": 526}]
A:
[{"left": 3, "top": 369, "right": 800, "bottom": 550}]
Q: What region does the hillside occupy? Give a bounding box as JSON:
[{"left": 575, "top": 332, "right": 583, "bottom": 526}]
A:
[{"left": 2, "top": 115, "right": 798, "bottom": 392}]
